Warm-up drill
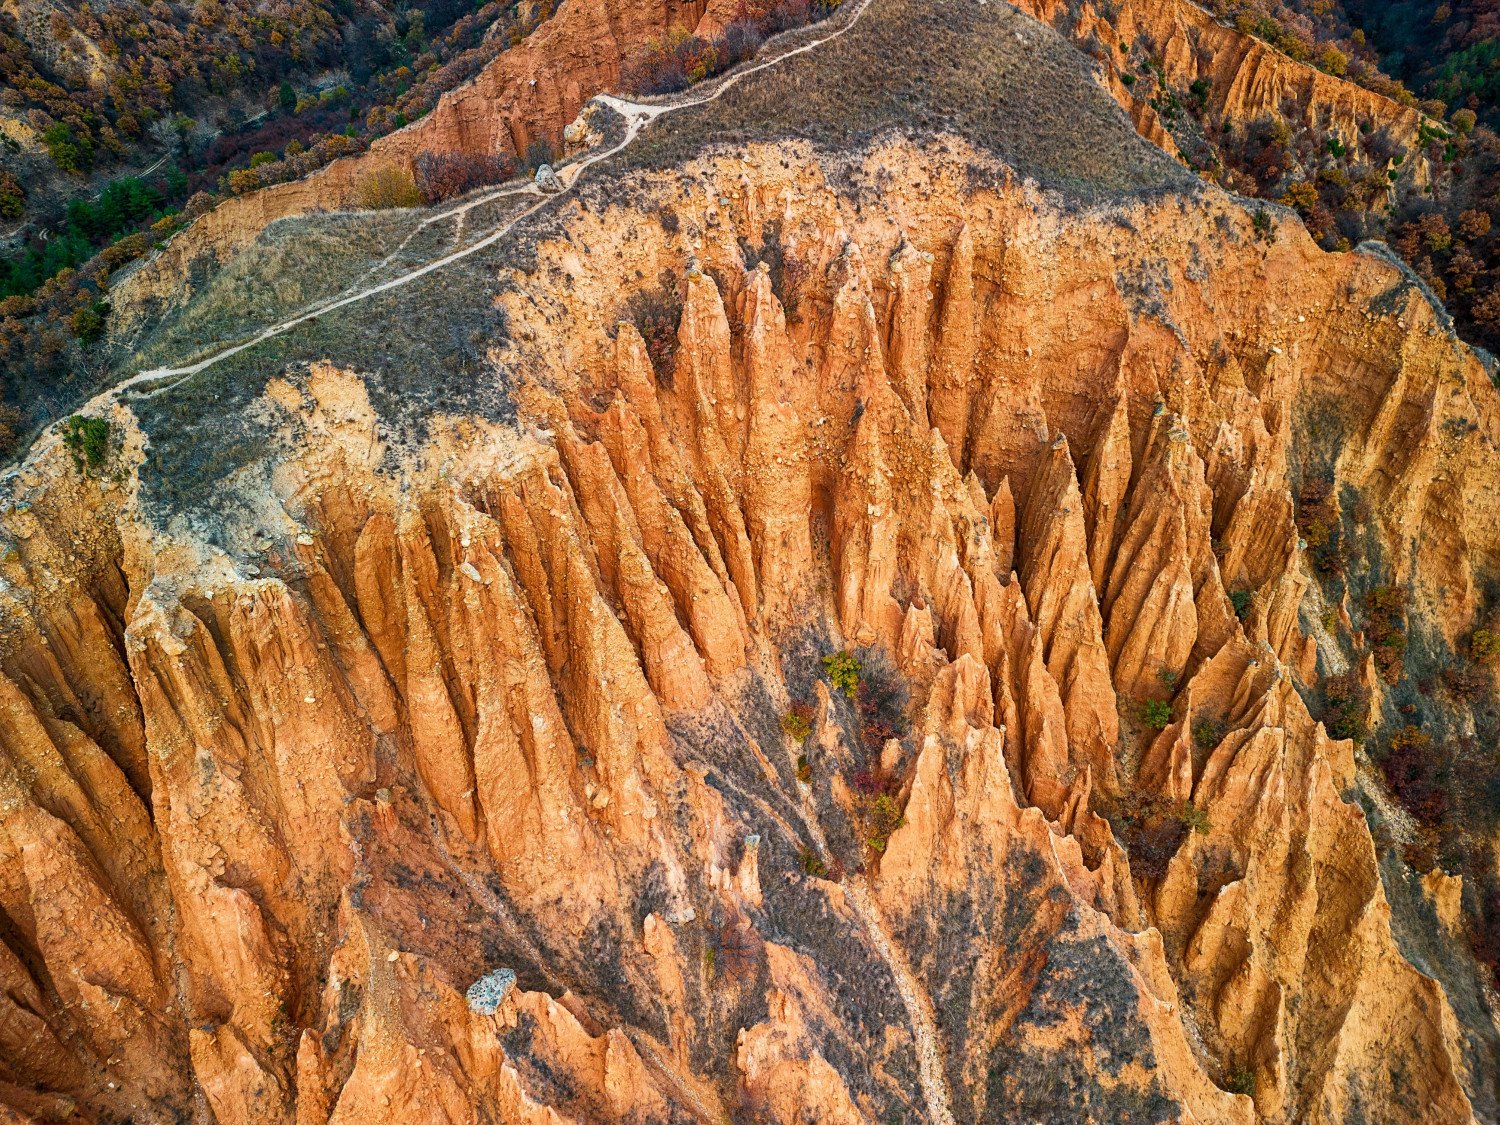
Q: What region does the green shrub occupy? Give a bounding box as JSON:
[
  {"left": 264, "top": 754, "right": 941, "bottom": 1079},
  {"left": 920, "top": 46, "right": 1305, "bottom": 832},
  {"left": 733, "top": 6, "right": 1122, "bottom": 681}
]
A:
[
  {"left": 1100, "top": 790, "right": 1195, "bottom": 879},
  {"left": 1365, "top": 586, "right": 1409, "bottom": 683},
  {"left": 866, "top": 792, "right": 906, "bottom": 853},
  {"left": 1179, "top": 801, "right": 1211, "bottom": 835},
  {"left": 823, "top": 650, "right": 862, "bottom": 698},
  {"left": 1140, "top": 699, "right": 1173, "bottom": 730},
  {"left": 1470, "top": 628, "right": 1500, "bottom": 663},
  {"left": 799, "top": 847, "right": 826, "bottom": 877},
  {"left": 624, "top": 274, "right": 684, "bottom": 386},
  {"left": 1226, "top": 1067, "right": 1256, "bottom": 1096},
  {"left": 1321, "top": 671, "right": 1370, "bottom": 744},
  {"left": 781, "top": 704, "right": 813, "bottom": 742},
  {"left": 1229, "top": 588, "right": 1253, "bottom": 620},
  {"left": 43, "top": 123, "right": 92, "bottom": 174},
  {"left": 0, "top": 171, "right": 23, "bottom": 220},
  {"left": 1193, "top": 716, "right": 1227, "bottom": 750},
  {"left": 61, "top": 415, "right": 109, "bottom": 473},
  {"left": 70, "top": 300, "right": 109, "bottom": 346}
]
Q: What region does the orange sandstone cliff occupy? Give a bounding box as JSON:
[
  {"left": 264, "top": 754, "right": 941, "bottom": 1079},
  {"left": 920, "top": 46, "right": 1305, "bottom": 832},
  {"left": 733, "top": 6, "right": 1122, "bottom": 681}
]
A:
[
  {"left": 1015, "top": 0, "right": 1436, "bottom": 178},
  {"left": 3, "top": 0, "right": 1500, "bottom": 1122}
]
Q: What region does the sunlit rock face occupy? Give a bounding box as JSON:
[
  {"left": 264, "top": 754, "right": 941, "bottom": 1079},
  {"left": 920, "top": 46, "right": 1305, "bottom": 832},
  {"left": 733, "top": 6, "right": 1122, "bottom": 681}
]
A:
[{"left": 0, "top": 112, "right": 1495, "bottom": 1125}]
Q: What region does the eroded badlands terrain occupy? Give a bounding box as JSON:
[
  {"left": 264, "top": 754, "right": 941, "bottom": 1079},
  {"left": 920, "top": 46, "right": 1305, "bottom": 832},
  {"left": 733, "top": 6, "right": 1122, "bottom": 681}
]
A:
[{"left": 1, "top": 0, "right": 1498, "bottom": 1122}]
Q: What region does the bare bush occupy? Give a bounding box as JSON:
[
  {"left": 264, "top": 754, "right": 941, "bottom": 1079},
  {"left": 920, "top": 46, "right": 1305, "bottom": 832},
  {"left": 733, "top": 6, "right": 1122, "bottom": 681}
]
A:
[{"left": 414, "top": 152, "right": 515, "bottom": 204}]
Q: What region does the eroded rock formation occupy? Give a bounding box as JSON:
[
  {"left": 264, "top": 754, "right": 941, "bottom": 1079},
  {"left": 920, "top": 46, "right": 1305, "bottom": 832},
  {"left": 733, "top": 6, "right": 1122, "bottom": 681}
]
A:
[
  {"left": 0, "top": 129, "right": 1496, "bottom": 1122},
  {"left": 1014, "top": 0, "right": 1436, "bottom": 187}
]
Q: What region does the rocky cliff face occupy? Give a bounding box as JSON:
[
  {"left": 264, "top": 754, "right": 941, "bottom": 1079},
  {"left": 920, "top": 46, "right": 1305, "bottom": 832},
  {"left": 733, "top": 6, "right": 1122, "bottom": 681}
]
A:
[
  {"left": 1014, "top": 0, "right": 1435, "bottom": 184},
  {"left": 2, "top": 119, "right": 1497, "bottom": 1121}
]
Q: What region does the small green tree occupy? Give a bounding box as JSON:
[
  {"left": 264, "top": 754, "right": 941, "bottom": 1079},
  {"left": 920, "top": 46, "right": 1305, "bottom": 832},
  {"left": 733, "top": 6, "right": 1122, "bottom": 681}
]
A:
[
  {"left": 0, "top": 171, "right": 23, "bottom": 220},
  {"left": 1470, "top": 628, "right": 1500, "bottom": 663},
  {"left": 867, "top": 793, "right": 906, "bottom": 852},
  {"left": 781, "top": 704, "right": 813, "bottom": 743},
  {"left": 61, "top": 415, "right": 110, "bottom": 473},
  {"left": 278, "top": 80, "right": 297, "bottom": 113},
  {"left": 823, "top": 651, "right": 862, "bottom": 698},
  {"left": 1179, "top": 801, "right": 1211, "bottom": 835},
  {"left": 1229, "top": 588, "right": 1253, "bottom": 620},
  {"left": 1140, "top": 699, "right": 1173, "bottom": 730},
  {"left": 43, "top": 123, "right": 92, "bottom": 174},
  {"left": 1193, "top": 716, "right": 1227, "bottom": 750},
  {"left": 69, "top": 300, "right": 109, "bottom": 346}
]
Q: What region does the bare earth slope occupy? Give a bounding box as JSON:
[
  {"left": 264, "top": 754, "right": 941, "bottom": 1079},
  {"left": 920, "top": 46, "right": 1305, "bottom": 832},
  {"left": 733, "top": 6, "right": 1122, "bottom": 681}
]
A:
[{"left": 1, "top": 1, "right": 1498, "bottom": 1123}]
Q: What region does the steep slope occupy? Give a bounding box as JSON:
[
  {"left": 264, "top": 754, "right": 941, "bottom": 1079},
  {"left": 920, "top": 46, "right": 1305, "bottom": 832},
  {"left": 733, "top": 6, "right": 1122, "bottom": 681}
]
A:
[
  {"left": 108, "top": 0, "right": 739, "bottom": 340},
  {"left": 1, "top": 0, "right": 1498, "bottom": 1122},
  {"left": 1016, "top": 0, "right": 1436, "bottom": 174}
]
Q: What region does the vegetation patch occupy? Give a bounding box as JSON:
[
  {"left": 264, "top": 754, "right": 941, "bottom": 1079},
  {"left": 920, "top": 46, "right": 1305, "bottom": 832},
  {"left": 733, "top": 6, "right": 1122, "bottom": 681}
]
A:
[
  {"left": 60, "top": 415, "right": 110, "bottom": 474},
  {"left": 622, "top": 273, "right": 684, "bottom": 387},
  {"left": 739, "top": 219, "right": 809, "bottom": 321},
  {"left": 1139, "top": 698, "right": 1174, "bottom": 730},
  {"left": 823, "top": 650, "right": 863, "bottom": 699},
  {"left": 358, "top": 166, "right": 424, "bottom": 210},
  {"left": 865, "top": 792, "right": 906, "bottom": 854},
  {"left": 1101, "top": 791, "right": 1212, "bottom": 880},
  {"left": 1364, "top": 585, "right": 1410, "bottom": 683},
  {"left": 414, "top": 152, "right": 516, "bottom": 204},
  {"left": 781, "top": 702, "right": 814, "bottom": 743},
  {"left": 1375, "top": 724, "right": 1451, "bottom": 826},
  {"left": 1296, "top": 476, "right": 1345, "bottom": 579},
  {"left": 1318, "top": 670, "right": 1371, "bottom": 743},
  {"left": 1193, "top": 715, "right": 1228, "bottom": 752},
  {"left": 1225, "top": 1066, "right": 1257, "bottom": 1097}
]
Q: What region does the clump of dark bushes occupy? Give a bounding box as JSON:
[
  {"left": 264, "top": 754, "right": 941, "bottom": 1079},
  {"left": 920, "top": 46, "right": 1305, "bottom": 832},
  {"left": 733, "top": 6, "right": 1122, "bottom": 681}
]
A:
[
  {"left": 781, "top": 702, "right": 814, "bottom": 742},
  {"left": 414, "top": 152, "right": 515, "bottom": 204},
  {"left": 1318, "top": 670, "right": 1370, "bottom": 743},
  {"left": 623, "top": 272, "right": 684, "bottom": 386},
  {"left": 846, "top": 646, "right": 909, "bottom": 754},
  {"left": 740, "top": 220, "right": 808, "bottom": 320},
  {"left": 1296, "top": 476, "right": 1345, "bottom": 578},
  {"left": 1101, "top": 791, "right": 1211, "bottom": 880},
  {"left": 1375, "top": 724, "right": 1450, "bottom": 826},
  {"left": 1364, "top": 585, "right": 1409, "bottom": 684}
]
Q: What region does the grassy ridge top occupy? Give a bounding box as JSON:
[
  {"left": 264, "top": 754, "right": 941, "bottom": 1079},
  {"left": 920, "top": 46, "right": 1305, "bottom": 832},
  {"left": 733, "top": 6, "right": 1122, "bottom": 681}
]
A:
[{"left": 617, "top": 0, "right": 1192, "bottom": 200}]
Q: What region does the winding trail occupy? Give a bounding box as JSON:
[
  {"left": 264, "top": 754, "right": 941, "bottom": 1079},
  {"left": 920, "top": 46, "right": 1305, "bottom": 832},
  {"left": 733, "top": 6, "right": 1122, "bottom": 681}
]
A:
[{"left": 104, "top": 0, "right": 880, "bottom": 406}]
